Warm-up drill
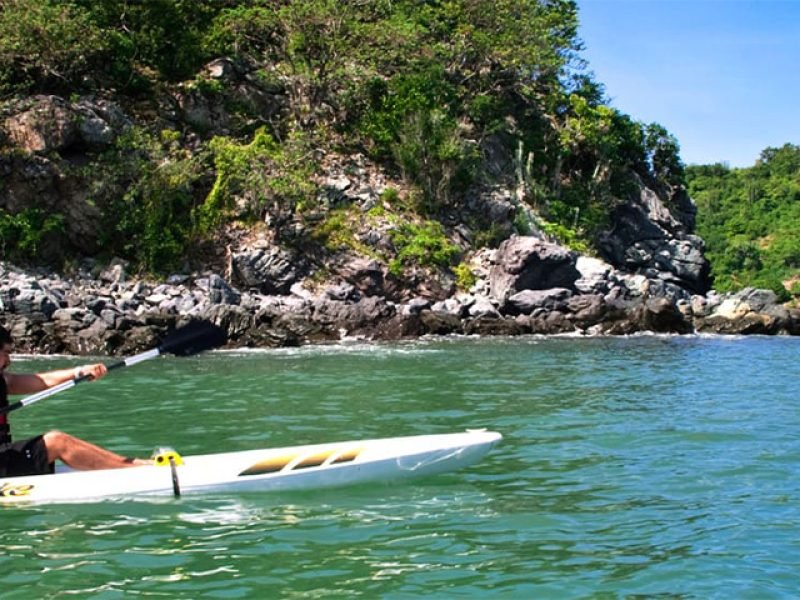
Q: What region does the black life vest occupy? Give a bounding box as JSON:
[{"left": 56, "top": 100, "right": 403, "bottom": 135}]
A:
[{"left": 0, "top": 375, "right": 11, "bottom": 444}]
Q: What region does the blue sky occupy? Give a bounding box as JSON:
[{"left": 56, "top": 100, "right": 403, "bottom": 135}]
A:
[{"left": 575, "top": 0, "right": 800, "bottom": 168}]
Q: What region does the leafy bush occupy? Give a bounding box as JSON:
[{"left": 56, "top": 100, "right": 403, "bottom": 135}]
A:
[
  {"left": 359, "top": 66, "right": 457, "bottom": 157},
  {"left": 388, "top": 220, "right": 460, "bottom": 275},
  {"left": 473, "top": 223, "right": 508, "bottom": 249},
  {"left": 356, "top": 65, "right": 479, "bottom": 210},
  {"left": 688, "top": 144, "right": 800, "bottom": 295},
  {"left": 198, "top": 127, "right": 317, "bottom": 235},
  {"left": 0, "top": 0, "right": 223, "bottom": 94},
  {"left": 205, "top": 6, "right": 281, "bottom": 62},
  {"left": 393, "top": 109, "right": 478, "bottom": 210},
  {"left": 0, "top": 0, "right": 108, "bottom": 94},
  {"left": 97, "top": 127, "right": 206, "bottom": 274},
  {"left": 311, "top": 208, "right": 375, "bottom": 257},
  {"left": 453, "top": 262, "right": 477, "bottom": 291},
  {"left": 539, "top": 218, "right": 590, "bottom": 254},
  {"left": 77, "top": 0, "right": 220, "bottom": 83},
  {"left": 312, "top": 210, "right": 352, "bottom": 252},
  {"left": 0, "top": 208, "right": 64, "bottom": 262}
]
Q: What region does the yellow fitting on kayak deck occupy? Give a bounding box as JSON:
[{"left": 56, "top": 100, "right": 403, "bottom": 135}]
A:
[{"left": 152, "top": 448, "right": 184, "bottom": 467}]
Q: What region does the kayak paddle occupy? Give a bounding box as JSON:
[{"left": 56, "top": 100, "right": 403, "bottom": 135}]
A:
[{"left": 1, "top": 319, "right": 227, "bottom": 416}]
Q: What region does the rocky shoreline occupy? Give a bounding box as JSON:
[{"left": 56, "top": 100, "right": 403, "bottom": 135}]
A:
[{"left": 3, "top": 236, "right": 798, "bottom": 356}]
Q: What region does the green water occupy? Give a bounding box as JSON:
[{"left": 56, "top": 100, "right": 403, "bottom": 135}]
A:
[{"left": 2, "top": 335, "right": 799, "bottom": 598}]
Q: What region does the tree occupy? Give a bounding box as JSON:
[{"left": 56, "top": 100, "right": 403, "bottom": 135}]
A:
[
  {"left": 644, "top": 123, "right": 684, "bottom": 186},
  {"left": 0, "top": 0, "right": 107, "bottom": 94},
  {"left": 687, "top": 143, "right": 800, "bottom": 296}
]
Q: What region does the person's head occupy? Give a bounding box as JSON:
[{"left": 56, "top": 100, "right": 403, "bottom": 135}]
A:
[{"left": 0, "top": 325, "right": 12, "bottom": 372}]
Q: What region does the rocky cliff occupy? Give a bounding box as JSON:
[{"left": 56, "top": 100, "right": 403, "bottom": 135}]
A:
[{"left": 2, "top": 73, "right": 798, "bottom": 354}]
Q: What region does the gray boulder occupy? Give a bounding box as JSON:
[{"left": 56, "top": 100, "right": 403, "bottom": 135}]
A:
[
  {"left": 340, "top": 258, "right": 385, "bottom": 297},
  {"left": 575, "top": 256, "right": 614, "bottom": 294},
  {"left": 567, "top": 294, "right": 608, "bottom": 327},
  {"left": 694, "top": 287, "right": 797, "bottom": 335},
  {"left": 505, "top": 288, "right": 572, "bottom": 315},
  {"left": 232, "top": 246, "right": 304, "bottom": 295},
  {"left": 489, "top": 236, "right": 580, "bottom": 302},
  {"left": 597, "top": 175, "right": 710, "bottom": 295},
  {"left": 3, "top": 96, "right": 78, "bottom": 153}
]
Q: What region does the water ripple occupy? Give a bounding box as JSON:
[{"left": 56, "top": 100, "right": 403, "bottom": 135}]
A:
[{"left": 3, "top": 336, "right": 800, "bottom": 598}]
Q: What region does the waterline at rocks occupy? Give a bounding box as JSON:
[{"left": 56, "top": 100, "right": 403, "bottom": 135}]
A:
[{"left": 2, "top": 252, "right": 797, "bottom": 355}]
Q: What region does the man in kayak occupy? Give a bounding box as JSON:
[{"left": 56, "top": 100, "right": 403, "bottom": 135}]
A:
[{"left": 0, "top": 325, "right": 150, "bottom": 477}]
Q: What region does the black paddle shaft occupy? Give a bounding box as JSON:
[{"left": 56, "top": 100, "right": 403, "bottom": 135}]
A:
[{"left": 0, "top": 320, "right": 227, "bottom": 415}]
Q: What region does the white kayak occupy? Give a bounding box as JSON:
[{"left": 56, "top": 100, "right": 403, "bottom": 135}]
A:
[{"left": 0, "top": 430, "right": 501, "bottom": 504}]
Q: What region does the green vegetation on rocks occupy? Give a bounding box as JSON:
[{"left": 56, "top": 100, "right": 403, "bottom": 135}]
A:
[
  {"left": 0, "top": 0, "right": 756, "bottom": 294},
  {"left": 0, "top": 208, "right": 63, "bottom": 262},
  {"left": 687, "top": 144, "right": 800, "bottom": 299},
  {"left": 199, "top": 128, "right": 318, "bottom": 234},
  {"left": 388, "top": 220, "right": 461, "bottom": 277},
  {"left": 93, "top": 127, "right": 207, "bottom": 274}
]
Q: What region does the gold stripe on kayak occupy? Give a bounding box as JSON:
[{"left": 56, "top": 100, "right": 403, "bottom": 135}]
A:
[
  {"left": 328, "top": 447, "right": 362, "bottom": 465},
  {"left": 238, "top": 446, "right": 362, "bottom": 476},
  {"left": 238, "top": 454, "right": 295, "bottom": 475}
]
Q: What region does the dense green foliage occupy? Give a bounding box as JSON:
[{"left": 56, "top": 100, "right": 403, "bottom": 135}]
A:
[
  {"left": 0, "top": 208, "right": 64, "bottom": 263},
  {"left": 94, "top": 128, "right": 207, "bottom": 273},
  {"left": 310, "top": 206, "right": 461, "bottom": 277},
  {"left": 687, "top": 144, "right": 800, "bottom": 298},
  {"left": 388, "top": 220, "right": 461, "bottom": 276},
  {"left": 0, "top": 0, "right": 687, "bottom": 275},
  {"left": 199, "top": 128, "right": 317, "bottom": 234},
  {"left": 0, "top": 0, "right": 220, "bottom": 94}
]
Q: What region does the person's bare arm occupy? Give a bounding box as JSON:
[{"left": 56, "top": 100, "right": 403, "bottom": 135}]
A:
[{"left": 5, "top": 363, "right": 108, "bottom": 395}]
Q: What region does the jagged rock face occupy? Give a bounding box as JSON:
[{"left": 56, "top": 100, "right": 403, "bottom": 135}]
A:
[
  {"left": 668, "top": 186, "right": 698, "bottom": 231},
  {"left": 0, "top": 95, "right": 133, "bottom": 258},
  {"left": 232, "top": 246, "right": 305, "bottom": 295},
  {"left": 505, "top": 288, "right": 572, "bottom": 315},
  {"left": 2, "top": 95, "right": 129, "bottom": 154},
  {"left": 692, "top": 287, "right": 800, "bottom": 335},
  {"left": 174, "top": 58, "right": 287, "bottom": 135},
  {"left": 4, "top": 96, "right": 78, "bottom": 153},
  {"left": 597, "top": 175, "right": 710, "bottom": 294},
  {"left": 339, "top": 258, "right": 385, "bottom": 297},
  {"left": 489, "top": 236, "right": 580, "bottom": 303}
]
